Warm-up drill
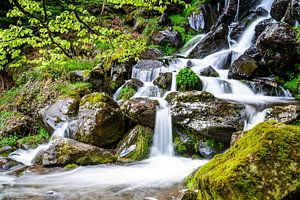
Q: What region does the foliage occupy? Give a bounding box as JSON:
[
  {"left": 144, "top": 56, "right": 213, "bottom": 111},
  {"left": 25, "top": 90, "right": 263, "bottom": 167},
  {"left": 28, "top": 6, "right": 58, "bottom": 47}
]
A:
[
  {"left": 0, "top": 87, "right": 21, "bottom": 107},
  {"left": 183, "top": 0, "right": 208, "bottom": 17},
  {"left": 117, "top": 86, "right": 136, "bottom": 100},
  {"left": 283, "top": 64, "right": 300, "bottom": 99},
  {"left": 0, "top": 0, "right": 146, "bottom": 72},
  {"left": 142, "top": 17, "right": 161, "bottom": 36},
  {"left": 176, "top": 67, "right": 200, "bottom": 91},
  {"left": 0, "top": 111, "right": 14, "bottom": 129},
  {"left": 18, "top": 126, "right": 50, "bottom": 146},
  {"left": 204, "top": 138, "right": 224, "bottom": 152},
  {"left": 54, "top": 82, "right": 92, "bottom": 97},
  {"left": 0, "top": 133, "right": 18, "bottom": 148},
  {"left": 169, "top": 14, "right": 186, "bottom": 27},
  {"left": 107, "top": 0, "right": 186, "bottom": 13}
]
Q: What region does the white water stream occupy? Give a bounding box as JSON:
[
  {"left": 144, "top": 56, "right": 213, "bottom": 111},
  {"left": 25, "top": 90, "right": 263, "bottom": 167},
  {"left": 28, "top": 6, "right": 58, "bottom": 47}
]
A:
[{"left": 0, "top": 0, "right": 296, "bottom": 199}]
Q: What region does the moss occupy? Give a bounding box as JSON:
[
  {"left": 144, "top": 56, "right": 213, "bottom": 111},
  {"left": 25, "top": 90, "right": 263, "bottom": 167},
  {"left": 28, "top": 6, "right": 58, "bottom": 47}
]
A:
[
  {"left": 64, "top": 163, "right": 78, "bottom": 170},
  {"left": 80, "top": 92, "right": 115, "bottom": 106},
  {"left": 117, "top": 86, "right": 137, "bottom": 100},
  {"left": 189, "top": 121, "right": 300, "bottom": 200},
  {"left": 204, "top": 138, "right": 225, "bottom": 152},
  {"left": 176, "top": 68, "right": 200, "bottom": 91}
]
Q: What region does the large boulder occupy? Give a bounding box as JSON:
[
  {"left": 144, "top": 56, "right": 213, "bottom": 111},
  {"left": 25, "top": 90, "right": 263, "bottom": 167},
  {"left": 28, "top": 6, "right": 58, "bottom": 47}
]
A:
[
  {"left": 39, "top": 96, "right": 80, "bottom": 132},
  {"left": 120, "top": 98, "right": 159, "bottom": 128},
  {"left": 42, "top": 137, "right": 116, "bottom": 166},
  {"left": 271, "top": 0, "right": 290, "bottom": 21},
  {"left": 284, "top": 0, "right": 300, "bottom": 25},
  {"left": 140, "top": 48, "right": 163, "bottom": 59},
  {"left": 167, "top": 91, "right": 244, "bottom": 142},
  {"left": 256, "top": 23, "right": 298, "bottom": 76},
  {"left": 151, "top": 29, "right": 181, "bottom": 48},
  {"left": 189, "top": 24, "right": 229, "bottom": 59},
  {"left": 153, "top": 72, "right": 172, "bottom": 90},
  {"left": 265, "top": 104, "right": 300, "bottom": 124},
  {"left": 199, "top": 66, "right": 219, "bottom": 77},
  {"left": 245, "top": 79, "right": 291, "bottom": 96},
  {"left": 110, "top": 60, "right": 133, "bottom": 90},
  {"left": 188, "top": 121, "right": 300, "bottom": 200},
  {"left": 116, "top": 125, "right": 154, "bottom": 162},
  {"left": 70, "top": 92, "right": 125, "bottom": 148},
  {"left": 228, "top": 55, "right": 262, "bottom": 79}
]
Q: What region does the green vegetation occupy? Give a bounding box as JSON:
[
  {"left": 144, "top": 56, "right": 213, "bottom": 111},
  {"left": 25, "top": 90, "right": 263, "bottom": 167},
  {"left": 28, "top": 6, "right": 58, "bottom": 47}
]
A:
[
  {"left": 0, "top": 111, "right": 14, "bottom": 129},
  {"left": 117, "top": 86, "right": 136, "bottom": 100},
  {"left": 0, "top": 134, "right": 18, "bottom": 148},
  {"left": 176, "top": 67, "right": 200, "bottom": 91},
  {"left": 204, "top": 138, "right": 225, "bottom": 152},
  {"left": 188, "top": 121, "right": 300, "bottom": 199},
  {"left": 283, "top": 64, "right": 300, "bottom": 99}
]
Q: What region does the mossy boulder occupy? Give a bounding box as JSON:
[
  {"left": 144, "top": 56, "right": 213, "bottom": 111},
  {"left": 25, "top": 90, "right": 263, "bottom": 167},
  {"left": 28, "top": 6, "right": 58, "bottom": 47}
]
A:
[
  {"left": 0, "top": 111, "right": 31, "bottom": 137},
  {"left": 176, "top": 68, "right": 202, "bottom": 91},
  {"left": 70, "top": 92, "right": 125, "bottom": 148},
  {"left": 228, "top": 55, "right": 261, "bottom": 80},
  {"left": 116, "top": 125, "right": 154, "bottom": 162},
  {"left": 120, "top": 97, "right": 159, "bottom": 128},
  {"left": 189, "top": 121, "right": 300, "bottom": 200},
  {"left": 42, "top": 137, "right": 116, "bottom": 166},
  {"left": 167, "top": 91, "right": 244, "bottom": 142},
  {"left": 153, "top": 72, "right": 172, "bottom": 90},
  {"left": 39, "top": 96, "right": 80, "bottom": 132}
]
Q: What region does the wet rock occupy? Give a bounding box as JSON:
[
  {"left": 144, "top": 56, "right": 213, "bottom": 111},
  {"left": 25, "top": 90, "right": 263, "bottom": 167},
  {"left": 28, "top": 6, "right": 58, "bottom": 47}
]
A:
[
  {"left": 228, "top": 55, "right": 260, "bottom": 79},
  {"left": 188, "top": 121, "right": 300, "bottom": 200},
  {"left": 201, "top": 4, "right": 218, "bottom": 32},
  {"left": 189, "top": 24, "right": 229, "bottom": 59},
  {"left": 111, "top": 60, "right": 133, "bottom": 90},
  {"left": 254, "top": 18, "right": 274, "bottom": 40},
  {"left": 256, "top": 23, "right": 298, "bottom": 76},
  {"left": 265, "top": 104, "right": 300, "bottom": 124},
  {"left": 0, "top": 156, "right": 20, "bottom": 171},
  {"left": 151, "top": 29, "right": 181, "bottom": 48},
  {"left": 39, "top": 96, "right": 80, "bottom": 132},
  {"left": 0, "top": 112, "right": 31, "bottom": 137},
  {"left": 198, "top": 141, "right": 218, "bottom": 159},
  {"left": 284, "top": 0, "right": 300, "bottom": 25},
  {"left": 116, "top": 125, "right": 154, "bottom": 161},
  {"left": 125, "top": 79, "right": 144, "bottom": 90},
  {"left": 243, "top": 45, "right": 263, "bottom": 62},
  {"left": 120, "top": 98, "right": 159, "bottom": 128},
  {"left": 42, "top": 137, "right": 116, "bottom": 166},
  {"left": 140, "top": 48, "right": 163, "bottom": 59},
  {"left": 199, "top": 66, "right": 219, "bottom": 77},
  {"left": 167, "top": 91, "right": 244, "bottom": 142},
  {"left": 134, "top": 60, "right": 164, "bottom": 70},
  {"left": 245, "top": 79, "right": 290, "bottom": 96},
  {"left": 271, "top": 0, "right": 290, "bottom": 21},
  {"left": 214, "top": 51, "right": 233, "bottom": 69},
  {"left": 70, "top": 92, "right": 125, "bottom": 148},
  {"left": 153, "top": 72, "right": 172, "bottom": 90}
]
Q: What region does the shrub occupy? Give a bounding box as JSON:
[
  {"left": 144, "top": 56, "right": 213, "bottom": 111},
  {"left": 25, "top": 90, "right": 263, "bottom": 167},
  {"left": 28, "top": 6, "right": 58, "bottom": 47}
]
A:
[
  {"left": 176, "top": 67, "right": 200, "bottom": 91},
  {"left": 117, "top": 86, "right": 136, "bottom": 100}
]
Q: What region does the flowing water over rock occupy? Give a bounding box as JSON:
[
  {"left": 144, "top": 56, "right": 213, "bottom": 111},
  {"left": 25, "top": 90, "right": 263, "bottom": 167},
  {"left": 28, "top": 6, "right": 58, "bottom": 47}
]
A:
[{"left": 0, "top": 0, "right": 298, "bottom": 199}]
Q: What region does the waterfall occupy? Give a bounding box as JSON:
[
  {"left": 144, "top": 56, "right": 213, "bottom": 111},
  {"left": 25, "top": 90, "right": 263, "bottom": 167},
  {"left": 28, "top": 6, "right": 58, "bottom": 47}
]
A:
[
  {"left": 151, "top": 99, "right": 174, "bottom": 156},
  {"left": 8, "top": 122, "right": 69, "bottom": 166}
]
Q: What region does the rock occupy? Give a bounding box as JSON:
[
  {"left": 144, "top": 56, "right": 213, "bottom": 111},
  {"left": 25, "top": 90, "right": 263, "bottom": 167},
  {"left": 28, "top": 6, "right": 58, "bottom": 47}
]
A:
[
  {"left": 0, "top": 112, "right": 31, "bottom": 137},
  {"left": 228, "top": 55, "right": 260, "bottom": 79},
  {"left": 42, "top": 137, "right": 116, "bottom": 166},
  {"left": 271, "top": 0, "right": 290, "bottom": 21},
  {"left": 116, "top": 125, "right": 154, "bottom": 161},
  {"left": 198, "top": 140, "right": 218, "bottom": 159},
  {"left": 39, "top": 96, "right": 80, "bottom": 132},
  {"left": 167, "top": 91, "right": 244, "bottom": 142},
  {"left": 110, "top": 60, "right": 133, "bottom": 90},
  {"left": 201, "top": 4, "right": 218, "bottom": 32},
  {"left": 70, "top": 92, "right": 125, "bottom": 148},
  {"left": 254, "top": 18, "right": 273, "bottom": 41},
  {"left": 158, "top": 13, "right": 171, "bottom": 26},
  {"left": 70, "top": 70, "right": 90, "bottom": 82},
  {"left": 153, "top": 72, "right": 172, "bottom": 90},
  {"left": 0, "top": 156, "right": 20, "bottom": 172},
  {"left": 120, "top": 98, "right": 159, "bottom": 128},
  {"left": 134, "top": 60, "right": 164, "bottom": 70},
  {"left": 189, "top": 24, "right": 229, "bottom": 59},
  {"left": 151, "top": 29, "right": 181, "bottom": 48},
  {"left": 199, "top": 66, "right": 219, "bottom": 77},
  {"left": 125, "top": 79, "right": 144, "bottom": 90},
  {"left": 188, "top": 121, "right": 300, "bottom": 200},
  {"left": 284, "top": 0, "right": 300, "bottom": 25},
  {"left": 265, "top": 104, "right": 300, "bottom": 124},
  {"left": 245, "top": 79, "right": 290, "bottom": 96},
  {"left": 230, "top": 131, "right": 245, "bottom": 146},
  {"left": 243, "top": 45, "right": 263, "bottom": 62},
  {"left": 256, "top": 23, "right": 298, "bottom": 76},
  {"left": 140, "top": 48, "right": 163, "bottom": 59}
]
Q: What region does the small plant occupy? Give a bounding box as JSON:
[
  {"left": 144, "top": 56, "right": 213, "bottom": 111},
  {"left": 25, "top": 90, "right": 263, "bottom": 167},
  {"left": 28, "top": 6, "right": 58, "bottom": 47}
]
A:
[
  {"left": 117, "top": 86, "right": 136, "bottom": 100},
  {"left": 170, "top": 14, "right": 186, "bottom": 27},
  {"left": 0, "top": 134, "right": 18, "bottom": 148},
  {"left": 204, "top": 138, "right": 225, "bottom": 152},
  {"left": 0, "top": 111, "right": 14, "bottom": 129},
  {"left": 19, "top": 127, "right": 50, "bottom": 146},
  {"left": 176, "top": 67, "right": 200, "bottom": 91}
]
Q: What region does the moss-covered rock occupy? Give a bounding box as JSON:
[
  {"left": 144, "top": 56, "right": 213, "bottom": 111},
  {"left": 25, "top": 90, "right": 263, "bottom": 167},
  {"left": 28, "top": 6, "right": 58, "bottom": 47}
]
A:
[
  {"left": 70, "top": 92, "right": 125, "bottom": 148},
  {"left": 189, "top": 121, "right": 300, "bottom": 200},
  {"left": 42, "top": 137, "right": 116, "bottom": 166},
  {"left": 153, "top": 72, "right": 172, "bottom": 90},
  {"left": 116, "top": 125, "right": 154, "bottom": 162},
  {"left": 176, "top": 68, "right": 201, "bottom": 91},
  {"left": 0, "top": 111, "right": 31, "bottom": 137}
]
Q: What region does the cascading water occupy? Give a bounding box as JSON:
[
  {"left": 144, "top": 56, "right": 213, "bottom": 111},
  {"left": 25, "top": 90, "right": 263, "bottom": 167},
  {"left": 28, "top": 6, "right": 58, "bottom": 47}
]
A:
[{"left": 1, "top": 0, "right": 297, "bottom": 199}]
